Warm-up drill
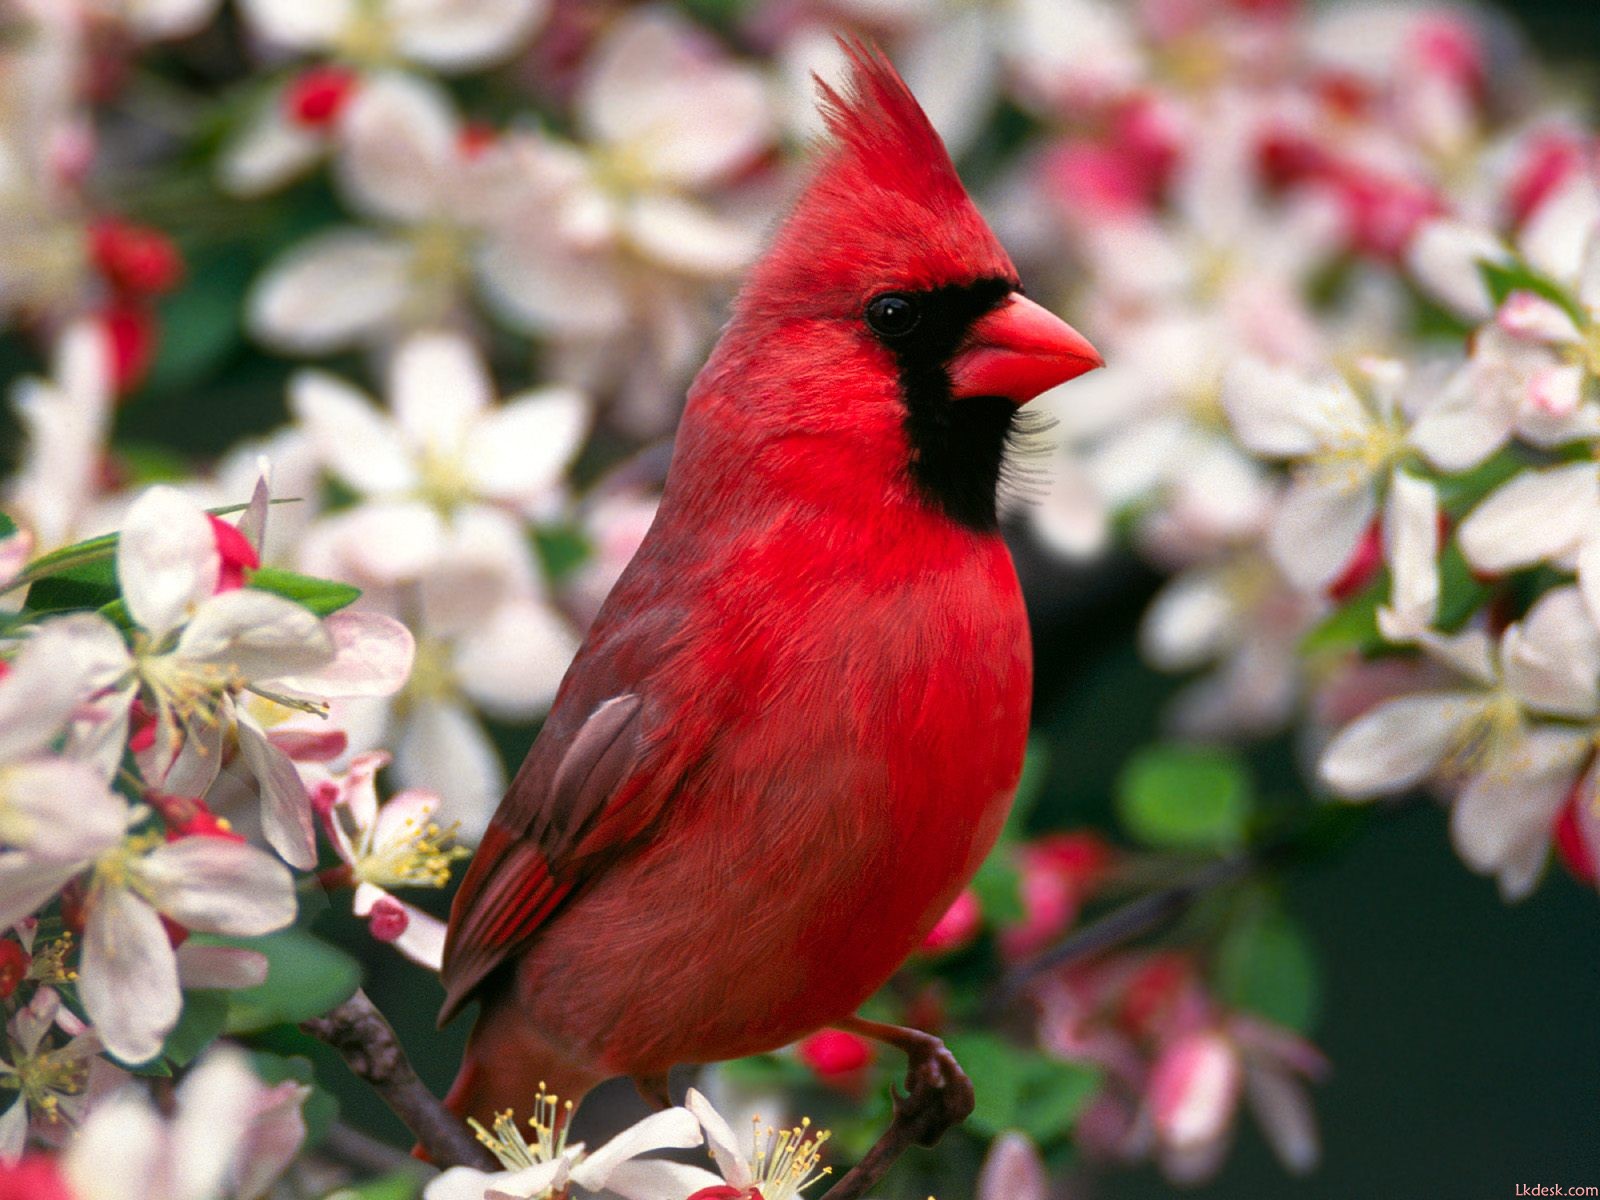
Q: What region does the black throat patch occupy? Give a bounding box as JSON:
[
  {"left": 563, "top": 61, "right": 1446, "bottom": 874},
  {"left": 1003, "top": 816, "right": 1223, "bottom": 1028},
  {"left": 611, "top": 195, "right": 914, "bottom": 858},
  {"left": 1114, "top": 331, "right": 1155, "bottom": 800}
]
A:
[{"left": 869, "top": 277, "right": 1017, "bottom": 531}]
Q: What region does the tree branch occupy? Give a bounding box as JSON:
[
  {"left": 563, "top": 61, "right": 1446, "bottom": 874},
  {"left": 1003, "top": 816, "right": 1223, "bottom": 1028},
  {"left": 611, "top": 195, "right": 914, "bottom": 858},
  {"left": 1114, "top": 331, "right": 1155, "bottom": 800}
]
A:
[
  {"left": 991, "top": 853, "right": 1255, "bottom": 1008},
  {"left": 300, "top": 988, "right": 496, "bottom": 1171}
]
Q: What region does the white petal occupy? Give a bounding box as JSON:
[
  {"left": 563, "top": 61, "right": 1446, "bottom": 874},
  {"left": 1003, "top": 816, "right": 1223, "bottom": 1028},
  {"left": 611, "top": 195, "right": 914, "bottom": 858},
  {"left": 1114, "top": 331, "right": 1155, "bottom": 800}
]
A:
[
  {"left": 136, "top": 838, "right": 297, "bottom": 935},
  {"left": 1450, "top": 727, "right": 1586, "bottom": 895},
  {"left": 623, "top": 195, "right": 759, "bottom": 277},
  {"left": 977, "top": 1131, "right": 1049, "bottom": 1200},
  {"left": 1244, "top": 1064, "right": 1319, "bottom": 1175},
  {"left": 1404, "top": 218, "right": 1507, "bottom": 319},
  {"left": 266, "top": 610, "right": 415, "bottom": 699},
  {"left": 1577, "top": 535, "right": 1600, "bottom": 632},
  {"left": 0, "top": 620, "right": 100, "bottom": 761},
  {"left": 603, "top": 1160, "right": 724, "bottom": 1200},
  {"left": 333, "top": 73, "right": 458, "bottom": 222},
  {"left": 177, "top": 589, "right": 334, "bottom": 680},
  {"left": 424, "top": 1166, "right": 502, "bottom": 1200},
  {"left": 684, "top": 1088, "right": 750, "bottom": 1188},
  {"left": 0, "top": 760, "right": 127, "bottom": 860},
  {"left": 119, "top": 486, "right": 220, "bottom": 637},
  {"left": 464, "top": 388, "right": 588, "bottom": 504},
  {"left": 64, "top": 1091, "right": 163, "bottom": 1200},
  {"left": 1407, "top": 366, "right": 1513, "bottom": 473},
  {"left": 249, "top": 230, "right": 414, "bottom": 355},
  {"left": 1222, "top": 360, "right": 1366, "bottom": 457},
  {"left": 393, "top": 698, "right": 504, "bottom": 842},
  {"left": 1459, "top": 464, "right": 1600, "bottom": 572},
  {"left": 305, "top": 501, "right": 448, "bottom": 585},
  {"left": 236, "top": 0, "right": 350, "bottom": 48},
  {"left": 170, "top": 1049, "right": 259, "bottom": 1200},
  {"left": 390, "top": 904, "right": 448, "bottom": 970},
  {"left": 81, "top": 887, "right": 181, "bottom": 1064},
  {"left": 1377, "top": 473, "right": 1439, "bottom": 642},
  {"left": 0, "top": 853, "right": 88, "bottom": 930},
  {"left": 235, "top": 715, "right": 317, "bottom": 870},
  {"left": 1497, "top": 291, "right": 1582, "bottom": 345},
  {"left": 0, "top": 1097, "right": 25, "bottom": 1164},
  {"left": 1502, "top": 587, "right": 1600, "bottom": 718},
  {"left": 579, "top": 11, "right": 772, "bottom": 187},
  {"left": 175, "top": 943, "right": 269, "bottom": 990},
  {"left": 218, "top": 101, "right": 324, "bottom": 197},
  {"left": 455, "top": 599, "right": 579, "bottom": 719},
  {"left": 1318, "top": 692, "right": 1480, "bottom": 798},
  {"left": 391, "top": 332, "right": 491, "bottom": 455},
  {"left": 370, "top": 787, "right": 441, "bottom": 848},
  {"left": 1140, "top": 569, "right": 1235, "bottom": 670},
  {"left": 289, "top": 369, "right": 418, "bottom": 496},
  {"left": 1518, "top": 173, "right": 1600, "bottom": 283},
  {"left": 391, "top": 0, "right": 547, "bottom": 70},
  {"left": 568, "top": 1107, "right": 703, "bottom": 1189},
  {"left": 1268, "top": 474, "right": 1376, "bottom": 593}
]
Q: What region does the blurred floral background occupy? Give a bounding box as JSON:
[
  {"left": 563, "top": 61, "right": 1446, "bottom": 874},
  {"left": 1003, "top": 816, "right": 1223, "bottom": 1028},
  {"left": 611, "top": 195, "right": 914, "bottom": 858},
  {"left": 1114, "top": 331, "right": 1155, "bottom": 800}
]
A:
[{"left": 0, "top": 0, "right": 1598, "bottom": 1197}]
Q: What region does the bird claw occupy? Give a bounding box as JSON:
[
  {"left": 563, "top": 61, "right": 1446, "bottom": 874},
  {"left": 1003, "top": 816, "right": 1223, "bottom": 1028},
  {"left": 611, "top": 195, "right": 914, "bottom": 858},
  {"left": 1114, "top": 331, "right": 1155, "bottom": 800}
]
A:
[{"left": 891, "top": 1035, "right": 975, "bottom": 1147}]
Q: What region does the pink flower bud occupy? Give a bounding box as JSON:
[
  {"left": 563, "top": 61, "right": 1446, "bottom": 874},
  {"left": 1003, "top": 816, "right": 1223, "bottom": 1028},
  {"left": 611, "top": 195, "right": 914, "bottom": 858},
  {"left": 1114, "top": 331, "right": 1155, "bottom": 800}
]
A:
[
  {"left": 797, "top": 1029, "right": 873, "bottom": 1084},
  {"left": 1149, "top": 1030, "right": 1243, "bottom": 1151},
  {"left": 368, "top": 896, "right": 410, "bottom": 943},
  {"left": 208, "top": 515, "right": 260, "bottom": 591},
  {"left": 921, "top": 888, "right": 981, "bottom": 954},
  {"left": 284, "top": 66, "right": 358, "bottom": 129}
]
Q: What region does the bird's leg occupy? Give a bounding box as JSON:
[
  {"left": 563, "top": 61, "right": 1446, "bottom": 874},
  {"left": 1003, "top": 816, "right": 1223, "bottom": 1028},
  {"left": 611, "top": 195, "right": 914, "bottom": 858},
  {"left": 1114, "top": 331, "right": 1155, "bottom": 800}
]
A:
[
  {"left": 632, "top": 1073, "right": 672, "bottom": 1112},
  {"left": 834, "top": 1015, "right": 974, "bottom": 1148}
]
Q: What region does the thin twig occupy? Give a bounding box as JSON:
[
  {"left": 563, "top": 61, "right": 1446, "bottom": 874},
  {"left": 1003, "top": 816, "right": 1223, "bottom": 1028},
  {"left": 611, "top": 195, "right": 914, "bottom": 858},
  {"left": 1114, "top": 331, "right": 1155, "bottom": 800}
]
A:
[
  {"left": 991, "top": 853, "right": 1256, "bottom": 1007},
  {"left": 300, "top": 988, "right": 496, "bottom": 1171}
]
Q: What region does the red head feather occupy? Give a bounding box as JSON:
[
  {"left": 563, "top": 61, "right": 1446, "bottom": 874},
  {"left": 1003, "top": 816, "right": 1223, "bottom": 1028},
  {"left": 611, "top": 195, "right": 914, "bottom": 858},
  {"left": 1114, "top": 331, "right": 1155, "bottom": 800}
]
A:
[{"left": 735, "top": 42, "right": 1017, "bottom": 326}]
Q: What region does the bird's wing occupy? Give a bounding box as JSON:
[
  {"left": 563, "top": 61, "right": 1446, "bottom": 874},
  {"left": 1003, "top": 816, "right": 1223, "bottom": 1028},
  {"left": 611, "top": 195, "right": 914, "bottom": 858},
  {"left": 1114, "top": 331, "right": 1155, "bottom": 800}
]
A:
[{"left": 438, "top": 689, "right": 679, "bottom": 1024}]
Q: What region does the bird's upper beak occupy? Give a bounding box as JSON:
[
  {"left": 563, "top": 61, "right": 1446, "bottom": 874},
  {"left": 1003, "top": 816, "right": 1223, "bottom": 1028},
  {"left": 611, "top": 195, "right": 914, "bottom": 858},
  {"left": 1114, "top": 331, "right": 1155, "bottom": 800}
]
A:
[{"left": 948, "top": 293, "right": 1103, "bottom": 405}]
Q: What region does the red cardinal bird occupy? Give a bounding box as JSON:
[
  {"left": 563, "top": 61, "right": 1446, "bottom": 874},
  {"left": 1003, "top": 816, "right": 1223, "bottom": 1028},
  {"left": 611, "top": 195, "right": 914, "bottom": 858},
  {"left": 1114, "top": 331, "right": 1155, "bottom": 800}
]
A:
[{"left": 439, "top": 43, "right": 1101, "bottom": 1124}]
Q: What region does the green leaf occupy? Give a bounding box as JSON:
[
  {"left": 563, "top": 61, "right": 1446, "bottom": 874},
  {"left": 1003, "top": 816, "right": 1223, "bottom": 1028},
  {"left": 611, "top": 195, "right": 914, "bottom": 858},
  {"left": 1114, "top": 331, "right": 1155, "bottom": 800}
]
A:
[
  {"left": 1016, "top": 1060, "right": 1102, "bottom": 1143},
  {"left": 163, "top": 990, "right": 230, "bottom": 1068},
  {"left": 532, "top": 525, "right": 592, "bottom": 583},
  {"left": 1300, "top": 580, "right": 1384, "bottom": 657},
  {"left": 1437, "top": 539, "right": 1490, "bottom": 632},
  {"left": 24, "top": 556, "right": 120, "bottom": 614},
  {"left": 1117, "top": 745, "right": 1253, "bottom": 850},
  {"left": 1005, "top": 739, "right": 1051, "bottom": 837},
  {"left": 944, "top": 1031, "right": 1028, "bottom": 1135},
  {"left": 247, "top": 567, "right": 361, "bottom": 616},
  {"left": 1215, "top": 898, "right": 1320, "bottom": 1032},
  {"left": 971, "top": 854, "right": 1024, "bottom": 925},
  {"left": 0, "top": 512, "right": 16, "bottom": 541},
  {"left": 323, "top": 1175, "right": 423, "bottom": 1200},
  {"left": 212, "top": 930, "right": 360, "bottom": 1033},
  {"left": 1479, "top": 260, "right": 1584, "bottom": 325}
]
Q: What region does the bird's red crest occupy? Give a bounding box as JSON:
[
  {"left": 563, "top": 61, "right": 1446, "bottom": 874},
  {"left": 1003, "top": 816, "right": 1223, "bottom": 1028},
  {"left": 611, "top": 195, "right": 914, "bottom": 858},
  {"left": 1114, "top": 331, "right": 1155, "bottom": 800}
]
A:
[{"left": 735, "top": 42, "right": 1015, "bottom": 324}]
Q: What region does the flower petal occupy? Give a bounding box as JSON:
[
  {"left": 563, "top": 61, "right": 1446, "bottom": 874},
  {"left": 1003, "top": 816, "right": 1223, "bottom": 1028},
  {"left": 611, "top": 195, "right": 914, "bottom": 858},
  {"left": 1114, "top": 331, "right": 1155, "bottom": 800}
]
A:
[
  {"left": 235, "top": 714, "right": 317, "bottom": 870},
  {"left": 1404, "top": 218, "right": 1506, "bottom": 319},
  {"left": 1318, "top": 692, "right": 1480, "bottom": 798},
  {"left": 684, "top": 1088, "right": 750, "bottom": 1189},
  {"left": 568, "top": 1107, "right": 703, "bottom": 1189},
  {"left": 170, "top": 1049, "right": 260, "bottom": 1200},
  {"left": 249, "top": 230, "right": 414, "bottom": 355},
  {"left": 175, "top": 943, "right": 269, "bottom": 990},
  {"left": 392, "top": 0, "right": 547, "bottom": 71},
  {"left": 454, "top": 599, "right": 579, "bottom": 719},
  {"left": 1459, "top": 463, "right": 1600, "bottom": 572},
  {"left": 462, "top": 387, "right": 589, "bottom": 506},
  {"left": 1222, "top": 359, "right": 1366, "bottom": 458},
  {"left": 81, "top": 886, "right": 180, "bottom": 1064},
  {"left": 177, "top": 589, "right": 334, "bottom": 680},
  {"left": 391, "top": 332, "right": 491, "bottom": 455},
  {"left": 289, "top": 368, "right": 418, "bottom": 496},
  {"left": 1268, "top": 474, "right": 1376, "bottom": 593},
  {"left": 136, "top": 838, "right": 297, "bottom": 936},
  {"left": 119, "top": 486, "right": 220, "bottom": 637},
  {"left": 266, "top": 610, "right": 415, "bottom": 699},
  {"left": 1450, "top": 727, "right": 1587, "bottom": 898},
  {"left": 333, "top": 73, "right": 457, "bottom": 223},
  {"left": 1376, "top": 472, "right": 1439, "bottom": 642},
  {"left": 393, "top": 698, "right": 505, "bottom": 842},
  {"left": 1502, "top": 586, "right": 1600, "bottom": 718}
]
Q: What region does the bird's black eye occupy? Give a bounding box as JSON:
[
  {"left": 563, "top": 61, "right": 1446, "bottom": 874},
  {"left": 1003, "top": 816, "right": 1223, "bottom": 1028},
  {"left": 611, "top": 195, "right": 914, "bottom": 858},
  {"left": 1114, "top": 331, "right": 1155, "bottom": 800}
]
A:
[{"left": 866, "top": 293, "right": 920, "bottom": 339}]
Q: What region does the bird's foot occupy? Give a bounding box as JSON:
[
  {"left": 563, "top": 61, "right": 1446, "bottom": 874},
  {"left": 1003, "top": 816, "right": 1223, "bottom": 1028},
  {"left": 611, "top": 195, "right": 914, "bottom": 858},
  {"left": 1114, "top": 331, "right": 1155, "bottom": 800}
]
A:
[
  {"left": 835, "top": 1016, "right": 975, "bottom": 1148},
  {"left": 891, "top": 1031, "right": 975, "bottom": 1148}
]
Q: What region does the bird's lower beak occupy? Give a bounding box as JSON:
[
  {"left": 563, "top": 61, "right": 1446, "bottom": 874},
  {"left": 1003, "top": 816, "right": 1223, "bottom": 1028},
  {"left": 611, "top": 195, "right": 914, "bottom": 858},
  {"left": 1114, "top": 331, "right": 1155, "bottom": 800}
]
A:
[{"left": 947, "top": 293, "right": 1103, "bottom": 405}]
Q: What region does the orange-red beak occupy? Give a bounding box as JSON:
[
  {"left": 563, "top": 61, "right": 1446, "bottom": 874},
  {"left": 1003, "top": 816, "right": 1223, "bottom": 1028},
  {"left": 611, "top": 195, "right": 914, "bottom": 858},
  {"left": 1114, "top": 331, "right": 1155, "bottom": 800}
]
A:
[{"left": 948, "top": 293, "right": 1102, "bottom": 405}]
